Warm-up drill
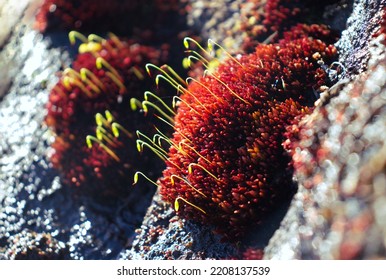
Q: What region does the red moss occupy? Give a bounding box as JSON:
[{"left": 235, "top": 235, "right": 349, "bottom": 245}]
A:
[
  {"left": 35, "top": 0, "right": 139, "bottom": 33},
  {"left": 242, "top": 247, "right": 264, "bottom": 260},
  {"left": 157, "top": 25, "right": 337, "bottom": 240},
  {"left": 46, "top": 38, "right": 167, "bottom": 134},
  {"left": 241, "top": 0, "right": 339, "bottom": 52},
  {"left": 262, "top": 0, "right": 302, "bottom": 32},
  {"left": 45, "top": 35, "right": 169, "bottom": 199},
  {"left": 34, "top": 0, "right": 183, "bottom": 36}
]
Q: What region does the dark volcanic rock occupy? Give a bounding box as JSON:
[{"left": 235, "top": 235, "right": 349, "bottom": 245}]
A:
[
  {"left": 2, "top": 229, "right": 71, "bottom": 260},
  {"left": 336, "top": 0, "right": 386, "bottom": 77},
  {"left": 121, "top": 191, "right": 239, "bottom": 260}
]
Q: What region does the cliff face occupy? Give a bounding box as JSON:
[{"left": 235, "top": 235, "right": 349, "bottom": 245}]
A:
[{"left": 0, "top": 0, "right": 385, "bottom": 260}]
